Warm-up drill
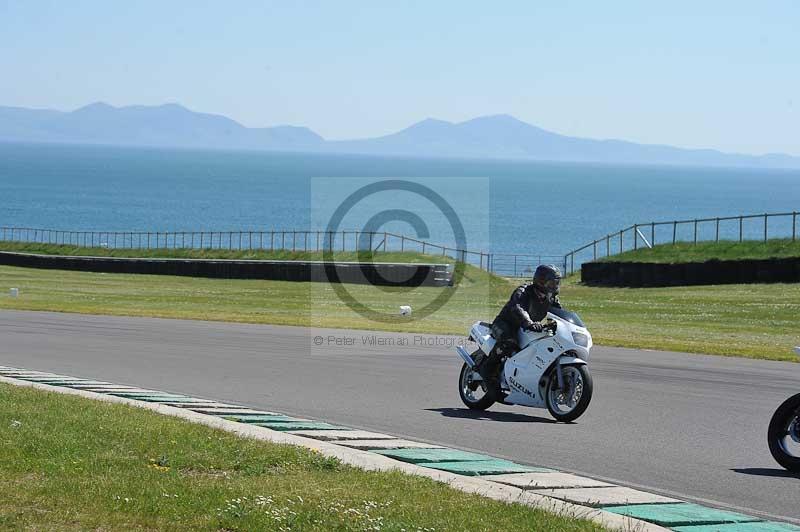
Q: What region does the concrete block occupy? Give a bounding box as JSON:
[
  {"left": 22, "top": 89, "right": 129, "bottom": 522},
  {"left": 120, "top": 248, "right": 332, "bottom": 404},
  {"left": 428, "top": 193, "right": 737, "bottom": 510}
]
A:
[
  {"left": 224, "top": 415, "right": 305, "bottom": 423},
  {"left": 254, "top": 421, "right": 345, "bottom": 431},
  {"left": 373, "top": 448, "right": 495, "bottom": 464},
  {"left": 189, "top": 407, "right": 278, "bottom": 415},
  {"left": 288, "top": 430, "right": 396, "bottom": 441},
  {"left": 424, "top": 459, "right": 540, "bottom": 476},
  {"left": 604, "top": 503, "right": 761, "bottom": 527},
  {"left": 489, "top": 472, "right": 607, "bottom": 489},
  {"left": 672, "top": 522, "right": 800, "bottom": 532},
  {"left": 542, "top": 486, "right": 679, "bottom": 507},
  {"left": 336, "top": 439, "right": 445, "bottom": 450}
]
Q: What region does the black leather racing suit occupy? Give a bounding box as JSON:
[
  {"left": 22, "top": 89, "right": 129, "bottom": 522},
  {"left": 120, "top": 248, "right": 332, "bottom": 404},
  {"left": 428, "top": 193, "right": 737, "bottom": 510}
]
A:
[
  {"left": 479, "top": 283, "right": 561, "bottom": 378},
  {"left": 495, "top": 282, "right": 561, "bottom": 334}
]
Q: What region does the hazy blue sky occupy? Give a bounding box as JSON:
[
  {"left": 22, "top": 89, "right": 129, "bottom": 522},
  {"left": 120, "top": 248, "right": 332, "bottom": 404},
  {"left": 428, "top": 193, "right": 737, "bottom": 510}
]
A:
[{"left": 1, "top": 1, "right": 798, "bottom": 155}]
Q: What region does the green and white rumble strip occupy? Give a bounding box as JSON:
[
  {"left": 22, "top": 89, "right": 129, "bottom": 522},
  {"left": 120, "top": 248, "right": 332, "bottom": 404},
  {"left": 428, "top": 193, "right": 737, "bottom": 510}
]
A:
[{"left": 2, "top": 365, "right": 798, "bottom": 532}]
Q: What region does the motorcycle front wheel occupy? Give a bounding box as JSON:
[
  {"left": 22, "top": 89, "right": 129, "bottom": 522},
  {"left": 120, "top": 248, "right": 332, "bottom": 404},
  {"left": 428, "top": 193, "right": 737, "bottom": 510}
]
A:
[
  {"left": 768, "top": 392, "right": 800, "bottom": 472},
  {"left": 546, "top": 364, "right": 593, "bottom": 422},
  {"left": 458, "top": 353, "right": 496, "bottom": 410}
]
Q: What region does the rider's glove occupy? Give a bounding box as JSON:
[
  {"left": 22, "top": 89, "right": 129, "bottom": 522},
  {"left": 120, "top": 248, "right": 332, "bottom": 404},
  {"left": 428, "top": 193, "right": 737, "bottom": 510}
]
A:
[{"left": 524, "top": 321, "right": 544, "bottom": 333}]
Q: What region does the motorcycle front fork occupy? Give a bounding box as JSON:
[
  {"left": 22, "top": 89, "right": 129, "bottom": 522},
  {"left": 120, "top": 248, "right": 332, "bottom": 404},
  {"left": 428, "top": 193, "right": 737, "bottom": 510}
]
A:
[{"left": 555, "top": 363, "right": 565, "bottom": 390}]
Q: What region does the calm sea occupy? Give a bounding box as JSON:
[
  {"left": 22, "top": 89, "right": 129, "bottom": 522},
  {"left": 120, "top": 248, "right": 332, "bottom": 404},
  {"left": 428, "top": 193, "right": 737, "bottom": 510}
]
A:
[{"left": 1, "top": 142, "right": 799, "bottom": 257}]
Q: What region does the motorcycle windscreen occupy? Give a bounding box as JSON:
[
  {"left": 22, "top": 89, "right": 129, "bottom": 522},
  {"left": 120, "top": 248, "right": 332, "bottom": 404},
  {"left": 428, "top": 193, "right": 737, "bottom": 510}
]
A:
[{"left": 548, "top": 307, "right": 585, "bottom": 328}]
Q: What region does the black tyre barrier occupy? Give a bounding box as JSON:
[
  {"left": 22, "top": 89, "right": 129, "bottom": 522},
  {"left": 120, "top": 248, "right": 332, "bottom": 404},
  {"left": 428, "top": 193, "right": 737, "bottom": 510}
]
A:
[
  {"left": 582, "top": 257, "right": 800, "bottom": 287},
  {"left": 0, "top": 251, "right": 452, "bottom": 287}
]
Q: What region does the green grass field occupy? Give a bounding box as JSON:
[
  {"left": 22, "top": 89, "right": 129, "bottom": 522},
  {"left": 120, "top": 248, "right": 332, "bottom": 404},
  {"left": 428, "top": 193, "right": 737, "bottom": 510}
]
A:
[
  {"left": 1, "top": 262, "right": 798, "bottom": 360},
  {"left": 597, "top": 239, "right": 800, "bottom": 263},
  {"left": 0, "top": 383, "right": 600, "bottom": 531}
]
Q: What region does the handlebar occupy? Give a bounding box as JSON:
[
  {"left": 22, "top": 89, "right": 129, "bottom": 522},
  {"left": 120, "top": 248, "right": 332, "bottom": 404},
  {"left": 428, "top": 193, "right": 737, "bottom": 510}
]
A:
[{"left": 523, "top": 319, "right": 557, "bottom": 334}]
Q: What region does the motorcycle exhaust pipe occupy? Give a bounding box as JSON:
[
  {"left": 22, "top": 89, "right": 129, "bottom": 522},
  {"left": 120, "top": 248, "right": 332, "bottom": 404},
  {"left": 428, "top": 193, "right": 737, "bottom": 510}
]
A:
[{"left": 455, "top": 345, "right": 475, "bottom": 367}]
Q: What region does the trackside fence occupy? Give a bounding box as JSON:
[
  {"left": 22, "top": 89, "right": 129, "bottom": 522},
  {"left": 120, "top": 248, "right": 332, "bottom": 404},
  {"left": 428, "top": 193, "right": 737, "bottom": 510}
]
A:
[
  {"left": 563, "top": 210, "right": 799, "bottom": 275},
  {"left": 6, "top": 210, "right": 795, "bottom": 279},
  {"left": 0, "top": 227, "right": 505, "bottom": 270}
]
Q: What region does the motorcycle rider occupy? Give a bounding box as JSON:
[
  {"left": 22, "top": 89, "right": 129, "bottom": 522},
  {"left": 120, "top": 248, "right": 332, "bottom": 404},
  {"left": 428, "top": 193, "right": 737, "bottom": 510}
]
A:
[{"left": 477, "top": 264, "right": 563, "bottom": 385}]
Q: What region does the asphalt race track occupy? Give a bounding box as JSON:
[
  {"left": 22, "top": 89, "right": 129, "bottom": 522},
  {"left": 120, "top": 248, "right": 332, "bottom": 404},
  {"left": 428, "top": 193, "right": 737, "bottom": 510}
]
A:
[{"left": 1, "top": 310, "right": 798, "bottom": 523}]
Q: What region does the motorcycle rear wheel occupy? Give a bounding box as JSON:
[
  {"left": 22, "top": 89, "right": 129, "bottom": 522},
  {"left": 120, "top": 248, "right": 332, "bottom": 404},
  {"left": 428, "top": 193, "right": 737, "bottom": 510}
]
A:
[
  {"left": 768, "top": 392, "right": 800, "bottom": 472},
  {"left": 458, "top": 353, "right": 496, "bottom": 410}
]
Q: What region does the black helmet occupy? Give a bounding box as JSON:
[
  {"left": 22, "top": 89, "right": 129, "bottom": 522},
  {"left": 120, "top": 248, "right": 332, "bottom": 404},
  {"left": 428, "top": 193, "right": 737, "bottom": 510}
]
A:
[{"left": 533, "top": 264, "right": 561, "bottom": 297}]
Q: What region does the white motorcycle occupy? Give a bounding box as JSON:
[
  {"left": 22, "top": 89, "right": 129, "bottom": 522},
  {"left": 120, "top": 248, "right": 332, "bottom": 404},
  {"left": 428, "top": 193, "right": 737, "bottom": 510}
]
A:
[{"left": 455, "top": 308, "right": 593, "bottom": 422}]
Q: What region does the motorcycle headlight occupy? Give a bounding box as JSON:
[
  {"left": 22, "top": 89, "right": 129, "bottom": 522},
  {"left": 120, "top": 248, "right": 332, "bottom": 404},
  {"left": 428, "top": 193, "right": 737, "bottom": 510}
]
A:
[{"left": 572, "top": 332, "right": 589, "bottom": 348}]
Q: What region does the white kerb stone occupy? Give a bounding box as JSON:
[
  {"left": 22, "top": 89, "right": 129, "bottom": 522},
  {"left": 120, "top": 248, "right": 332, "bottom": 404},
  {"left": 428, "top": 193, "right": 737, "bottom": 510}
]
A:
[{"left": 489, "top": 472, "right": 613, "bottom": 490}]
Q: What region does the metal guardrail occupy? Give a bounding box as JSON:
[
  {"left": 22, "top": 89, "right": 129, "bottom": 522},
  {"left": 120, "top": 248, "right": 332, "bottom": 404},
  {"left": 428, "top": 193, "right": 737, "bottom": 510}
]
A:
[
  {"left": 7, "top": 210, "right": 793, "bottom": 280},
  {"left": 563, "top": 210, "right": 799, "bottom": 275},
  {"left": 487, "top": 253, "right": 567, "bottom": 278},
  {"left": 0, "top": 227, "right": 495, "bottom": 271}
]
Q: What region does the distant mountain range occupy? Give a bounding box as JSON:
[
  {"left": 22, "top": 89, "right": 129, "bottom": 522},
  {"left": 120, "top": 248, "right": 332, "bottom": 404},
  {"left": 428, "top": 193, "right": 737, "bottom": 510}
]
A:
[{"left": 1, "top": 102, "right": 798, "bottom": 169}]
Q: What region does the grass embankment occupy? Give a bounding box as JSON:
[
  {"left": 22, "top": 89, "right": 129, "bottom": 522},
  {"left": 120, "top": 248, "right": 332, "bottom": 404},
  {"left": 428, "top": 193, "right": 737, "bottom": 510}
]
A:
[
  {"left": 1, "top": 261, "right": 798, "bottom": 360},
  {"left": 0, "top": 383, "right": 600, "bottom": 531},
  {"left": 0, "top": 241, "right": 448, "bottom": 264},
  {"left": 598, "top": 239, "right": 800, "bottom": 263}
]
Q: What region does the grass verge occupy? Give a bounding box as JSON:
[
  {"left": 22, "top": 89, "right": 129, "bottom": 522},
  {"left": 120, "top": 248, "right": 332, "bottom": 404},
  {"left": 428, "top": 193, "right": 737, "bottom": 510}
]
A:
[
  {"left": 0, "top": 241, "right": 449, "bottom": 263},
  {"left": 1, "top": 264, "right": 798, "bottom": 360},
  {"left": 596, "top": 239, "right": 800, "bottom": 263},
  {"left": 0, "top": 382, "right": 601, "bottom": 531}
]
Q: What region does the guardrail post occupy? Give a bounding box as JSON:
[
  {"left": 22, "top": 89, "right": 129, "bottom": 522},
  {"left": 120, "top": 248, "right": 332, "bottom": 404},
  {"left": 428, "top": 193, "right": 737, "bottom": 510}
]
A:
[
  {"left": 693, "top": 220, "right": 698, "bottom": 244},
  {"left": 651, "top": 222, "right": 655, "bottom": 246},
  {"left": 400, "top": 235, "right": 405, "bottom": 252},
  {"left": 633, "top": 224, "right": 638, "bottom": 250},
  {"left": 383, "top": 231, "right": 387, "bottom": 252},
  {"left": 715, "top": 218, "right": 719, "bottom": 242},
  {"left": 793, "top": 212, "right": 797, "bottom": 241},
  {"left": 764, "top": 213, "right": 768, "bottom": 241},
  {"left": 739, "top": 216, "right": 743, "bottom": 242},
  {"left": 672, "top": 221, "right": 677, "bottom": 244},
  {"left": 606, "top": 235, "right": 610, "bottom": 256},
  {"left": 593, "top": 240, "right": 597, "bottom": 260}
]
